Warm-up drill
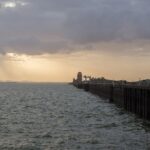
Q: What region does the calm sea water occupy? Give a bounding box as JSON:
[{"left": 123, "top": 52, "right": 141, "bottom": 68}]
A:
[{"left": 0, "top": 83, "right": 149, "bottom": 150}]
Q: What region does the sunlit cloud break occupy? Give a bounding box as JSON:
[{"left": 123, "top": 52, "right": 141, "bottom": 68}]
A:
[
  {"left": 3, "top": 2, "right": 16, "bottom": 8},
  {"left": 6, "top": 52, "right": 30, "bottom": 61},
  {"left": 0, "top": 0, "right": 27, "bottom": 9}
]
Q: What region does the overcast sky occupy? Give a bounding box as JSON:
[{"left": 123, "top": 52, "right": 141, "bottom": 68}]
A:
[
  {"left": 0, "top": 0, "right": 150, "bottom": 55},
  {"left": 0, "top": 0, "right": 149, "bottom": 81}
]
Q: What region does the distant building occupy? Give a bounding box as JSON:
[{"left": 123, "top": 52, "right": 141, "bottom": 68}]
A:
[{"left": 77, "top": 72, "right": 82, "bottom": 83}]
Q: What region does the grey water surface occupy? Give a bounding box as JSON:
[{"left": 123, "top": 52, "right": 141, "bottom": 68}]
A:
[{"left": 0, "top": 83, "right": 149, "bottom": 150}]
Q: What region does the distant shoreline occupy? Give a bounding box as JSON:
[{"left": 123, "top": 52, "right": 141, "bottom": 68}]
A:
[{"left": 0, "top": 81, "right": 69, "bottom": 84}]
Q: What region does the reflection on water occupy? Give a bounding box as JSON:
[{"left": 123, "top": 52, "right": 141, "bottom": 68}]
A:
[{"left": 0, "top": 83, "right": 149, "bottom": 150}]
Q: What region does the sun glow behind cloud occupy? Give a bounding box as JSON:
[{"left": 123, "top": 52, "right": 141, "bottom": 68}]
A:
[
  {"left": 0, "top": 51, "right": 149, "bottom": 82},
  {"left": 3, "top": 2, "right": 16, "bottom": 8},
  {"left": 6, "top": 53, "right": 30, "bottom": 61},
  {"left": 0, "top": 53, "right": 72, "bottom": 82},
  {"left": 1, "top": 1, "right": 28, "bottom": 9}
]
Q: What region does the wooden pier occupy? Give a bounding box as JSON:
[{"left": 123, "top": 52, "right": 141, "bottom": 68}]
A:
[{"left": 73, "top": 83, "right": 150, "bottom": 120}]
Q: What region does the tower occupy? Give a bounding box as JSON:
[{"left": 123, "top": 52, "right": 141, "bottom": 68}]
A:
[{"left": 77, "top": 72, "right": 82, "bottom": 83}]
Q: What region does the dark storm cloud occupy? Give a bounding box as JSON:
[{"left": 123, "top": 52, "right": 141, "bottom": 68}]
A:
[{"left": 0, "top": 0, "right": 150, "bottom": 54}]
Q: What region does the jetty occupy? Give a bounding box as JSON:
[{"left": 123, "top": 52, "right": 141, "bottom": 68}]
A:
[{"left": 73, "top": 72, "right": 150, "bottom": 121}]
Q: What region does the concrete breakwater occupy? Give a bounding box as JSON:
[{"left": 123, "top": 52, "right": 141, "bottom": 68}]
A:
[{"left": 73, "top": 83, "right": 150, "bottom": 121}]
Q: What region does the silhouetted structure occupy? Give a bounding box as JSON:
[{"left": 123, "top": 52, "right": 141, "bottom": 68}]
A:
[
  {"left": 77, "top": 72, "right": 82, "bottom": 83},
  {"left": 72, "top": 72, "right": 150, "bottom": 121}
]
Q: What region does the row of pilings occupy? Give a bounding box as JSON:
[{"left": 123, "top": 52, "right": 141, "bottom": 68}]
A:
[{"left": 73, "top": 83, "right": 150, "bottom": 120}]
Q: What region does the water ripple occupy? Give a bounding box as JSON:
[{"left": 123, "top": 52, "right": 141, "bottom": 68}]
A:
[{"left": 0, "top": 83, "right": 149, "bottom": 150}]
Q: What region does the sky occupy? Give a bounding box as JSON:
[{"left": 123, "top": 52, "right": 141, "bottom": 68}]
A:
[{"left": 0, "top": 0, "right": 150, "bottom": 82}]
